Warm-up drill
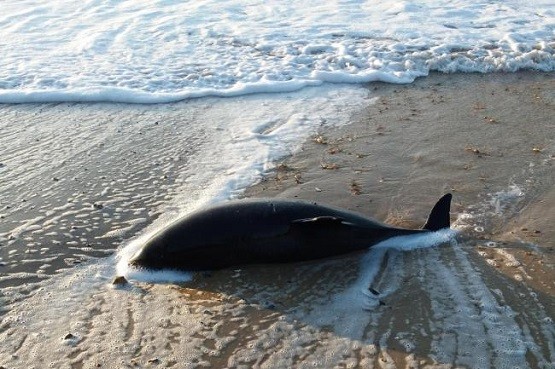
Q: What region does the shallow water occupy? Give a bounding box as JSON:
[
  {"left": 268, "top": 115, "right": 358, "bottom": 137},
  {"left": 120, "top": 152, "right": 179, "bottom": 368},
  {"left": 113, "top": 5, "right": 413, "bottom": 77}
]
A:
[{"left": 0, "top": 85, "right": 369, "bottom": 306}]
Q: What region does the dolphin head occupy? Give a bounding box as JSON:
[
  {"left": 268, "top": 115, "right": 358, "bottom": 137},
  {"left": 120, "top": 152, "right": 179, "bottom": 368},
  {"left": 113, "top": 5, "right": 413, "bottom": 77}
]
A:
[
  {"left": 127, "top": 219, "right": 227, "bottom": 271},
  {"left": 128, "top": 234, "right": 170, "bottom": 270},
  {"left": 127, "top": 224, "right": 191, "bottom": 271}
]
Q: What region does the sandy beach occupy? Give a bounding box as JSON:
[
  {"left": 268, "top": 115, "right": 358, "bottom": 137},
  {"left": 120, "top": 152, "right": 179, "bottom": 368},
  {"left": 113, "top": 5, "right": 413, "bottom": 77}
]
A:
[
  {"left": 0, "top": 72, "right": 553, "bottom": 368},
  {"left": 243, "top": 71, "right": 555, "bottom": 367},
  {"left": 246, "top": 71, "right": 555, "bottom": 291}
]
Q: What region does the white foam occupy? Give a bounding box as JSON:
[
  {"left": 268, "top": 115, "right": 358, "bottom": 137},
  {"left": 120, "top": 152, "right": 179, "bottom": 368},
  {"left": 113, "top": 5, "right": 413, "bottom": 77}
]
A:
[
  {"left": 453, "top": 183, "right": 528, "bottom": 233},
  {"left": 124, "top": 267, "right": 193, "bottom": 284},
  {"left": 0, "top": 0, "right": 553, "bottom": 103},
  {"left": 374, "top": 228, "right": 456, "bottom": 252}
]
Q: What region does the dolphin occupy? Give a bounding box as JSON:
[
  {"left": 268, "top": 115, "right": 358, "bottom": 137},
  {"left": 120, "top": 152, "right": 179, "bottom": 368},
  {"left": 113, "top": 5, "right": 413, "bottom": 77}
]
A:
[{"left": 129, "top": 193, "right": 452, "bottom": 271}]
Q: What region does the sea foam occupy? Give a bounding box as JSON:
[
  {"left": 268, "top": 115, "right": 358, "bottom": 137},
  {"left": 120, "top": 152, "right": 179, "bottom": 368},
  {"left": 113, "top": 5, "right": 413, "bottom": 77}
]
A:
[{"left": 0, "top": 0, "right": 553, "bottom": 103}]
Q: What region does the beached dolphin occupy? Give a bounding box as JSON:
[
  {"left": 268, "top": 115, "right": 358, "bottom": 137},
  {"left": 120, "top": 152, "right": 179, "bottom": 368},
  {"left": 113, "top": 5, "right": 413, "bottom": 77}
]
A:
[{"left": 129, "top": 194, "right": 452, "bottom": 271}]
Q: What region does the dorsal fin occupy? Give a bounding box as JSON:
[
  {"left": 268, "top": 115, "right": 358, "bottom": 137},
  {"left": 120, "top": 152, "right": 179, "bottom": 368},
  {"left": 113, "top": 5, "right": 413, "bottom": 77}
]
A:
[{"left": 422, "top": 193, "right": 452, "bottom": 231}]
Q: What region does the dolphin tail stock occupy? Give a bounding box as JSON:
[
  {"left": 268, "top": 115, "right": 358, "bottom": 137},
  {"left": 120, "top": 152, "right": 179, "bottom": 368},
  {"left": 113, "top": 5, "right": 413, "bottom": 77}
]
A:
[{"left": 422, "top": 193, "right": 452, "bottom": 231}]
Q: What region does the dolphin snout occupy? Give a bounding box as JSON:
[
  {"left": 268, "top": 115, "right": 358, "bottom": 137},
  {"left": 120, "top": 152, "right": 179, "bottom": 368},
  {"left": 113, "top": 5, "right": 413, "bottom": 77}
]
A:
[
  {"left": 128, "top": 246, "right": 166, "bottom": 270},
  {"left": 128, "top": 254, "right": 144, "bottom": 268},
  {"left": 128, "top": 248, "right": 150, "bottom": 268}
]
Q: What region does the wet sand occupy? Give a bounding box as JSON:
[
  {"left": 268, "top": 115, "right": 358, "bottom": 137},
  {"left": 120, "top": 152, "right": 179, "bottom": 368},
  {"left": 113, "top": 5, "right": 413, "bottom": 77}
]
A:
[
  {"left": 245, "top": 71, "right": 555, "bottom": 367},
  {"left": 0, "top": 72, "right": 554, "bottom": 368},
  {"left": 247, "top": 71, "right": 555, "bottom": 278}
]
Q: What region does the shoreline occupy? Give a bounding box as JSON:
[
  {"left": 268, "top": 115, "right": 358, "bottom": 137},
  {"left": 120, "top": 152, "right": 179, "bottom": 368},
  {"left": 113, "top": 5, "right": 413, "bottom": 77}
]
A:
[{"left": 0, "top": 71, "right": 553, "bottom": 368}]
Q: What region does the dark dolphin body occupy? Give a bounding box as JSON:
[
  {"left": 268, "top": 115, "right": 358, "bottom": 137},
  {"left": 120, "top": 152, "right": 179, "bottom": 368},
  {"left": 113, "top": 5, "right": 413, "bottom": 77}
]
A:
[{"left": 129, "top": 193, "right": 452, "bottom": 271}]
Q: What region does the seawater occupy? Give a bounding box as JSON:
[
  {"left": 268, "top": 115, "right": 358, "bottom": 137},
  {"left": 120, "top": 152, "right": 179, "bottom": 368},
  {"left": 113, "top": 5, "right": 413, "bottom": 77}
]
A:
[{"left": 0, "top": 0, "right": 553, "bottom": 103}]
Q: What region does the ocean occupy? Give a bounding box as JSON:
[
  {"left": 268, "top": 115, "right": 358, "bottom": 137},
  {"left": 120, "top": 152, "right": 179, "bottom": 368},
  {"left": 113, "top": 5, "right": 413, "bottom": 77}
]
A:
[
  {"left": 1, "top": 0, "right": 553, "bottom": 103},
  {"left": 0, "top": 1, "right": 554, "bottom": 368}
]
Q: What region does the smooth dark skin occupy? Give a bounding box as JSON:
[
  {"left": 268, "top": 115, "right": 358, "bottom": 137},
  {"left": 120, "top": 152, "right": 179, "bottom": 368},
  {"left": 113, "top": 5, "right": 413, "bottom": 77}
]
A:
[{"left": 129, "top": 194, "right": 452, "bottom": 271}]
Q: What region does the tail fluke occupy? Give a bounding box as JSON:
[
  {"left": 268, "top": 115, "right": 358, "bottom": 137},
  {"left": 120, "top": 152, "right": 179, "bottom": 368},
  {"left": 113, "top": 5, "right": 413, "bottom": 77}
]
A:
[{"left": 422, "top": 193, "right": 452, "bottom": 231}]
